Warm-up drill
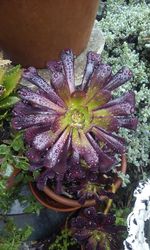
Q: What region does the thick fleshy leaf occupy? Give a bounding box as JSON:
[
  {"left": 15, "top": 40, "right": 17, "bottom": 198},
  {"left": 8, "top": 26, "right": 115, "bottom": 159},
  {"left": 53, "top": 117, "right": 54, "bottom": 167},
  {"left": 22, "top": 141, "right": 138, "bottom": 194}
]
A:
[
  {"left": 90, "top": 63, "right": 112, "bottom": 89},
  {"left": 101, "top": 91, "right": 135, "bottom": 109},
  {"left": 72, "top": 129, "right": 99, "bottom": 167},
  {"left": 93, "top": 102, "right": 135, "bottom": 117},
  {"left": 47, "top": 60, "right": 71, "bottom": 105},
  {"left": 51, "top": 75, "right": 71, "bottom": 106},
  {"left": 0, "top": 96, "right": 19, "bottom": 109},
  {"left": 60, "top": 49, "right": 75, "bottom": 93},
  {"left": 45, "top": 128, "right": 70, "bottom": 169},
  {"left": 0, "top": 65, "right": 21, "bottom": 99},
  {"left": 33, "top": 130, "right": 54, "bottom": 151},
  {"left": 92, "top": 127, "right": 125, "bottom": 153},
  {"left": 85, "top": 89, "right": 112, "bottom": 111},
  {"left": 104, "top": 66, "right": 133, "bottom": 91},
  {"left": 12, "top": 101, "right": 56, "bottom": 116},
  {"left": 82, "top": 51, "right": 101, "bottom": 89},
  {"left": 23, "top": 67, "right": 65, "bottom": 107},
  {"left": 47, "top": 60, "right": 63, "bottom": 73},
  {"left": 117, "top": 116, "right": 138, "bottom": 130},
  {"left": 91, "top": 115, "right": 119, "bottom": 132},
  {"left": 12, "top": 114, "right": 56, "bottom": 130},
  {"left": 37, "top": 169, "right": 55, "bottom": 190},
  {"left": 26, "top": 148, "right": 43, "bottom": 164},
  {"left": 87, "top": 133, "right": 116, "bottom": 172},
  {"left": 18, "top": 87, "right": 65, "bottom": 114},
  {"left": 24, "top": 125, "right": 51, "bottom": 145},
  {"left": 32, "top": 125, "right": 65, "bottom": 151}
]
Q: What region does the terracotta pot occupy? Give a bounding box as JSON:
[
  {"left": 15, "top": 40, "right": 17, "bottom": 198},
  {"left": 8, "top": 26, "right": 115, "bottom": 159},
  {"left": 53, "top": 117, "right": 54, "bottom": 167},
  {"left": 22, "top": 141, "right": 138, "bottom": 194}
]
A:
[
  {"left": 29, "top": 154, "right": 127, "bottom": 212},
  {"left": 0, "top": 0, "right": 99, "bottom": 68}
]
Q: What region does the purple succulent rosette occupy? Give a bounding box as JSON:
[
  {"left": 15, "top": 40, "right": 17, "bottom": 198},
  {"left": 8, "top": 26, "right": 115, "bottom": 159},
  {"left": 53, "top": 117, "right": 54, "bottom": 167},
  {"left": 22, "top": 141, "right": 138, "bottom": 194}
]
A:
[
  {"left": 71, "top": 207, "right": 125, "bottom": 250},
  {"left": 12, "top": 49, "right": 137, "bottom": 190},
  {"left": 65, "top": 164, "right": 114, "bottom": 204}
]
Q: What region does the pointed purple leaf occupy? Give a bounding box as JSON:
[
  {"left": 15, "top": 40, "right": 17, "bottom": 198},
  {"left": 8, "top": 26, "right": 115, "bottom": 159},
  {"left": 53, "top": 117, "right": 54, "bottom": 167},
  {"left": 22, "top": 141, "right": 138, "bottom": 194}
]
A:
[
  {"left": 87, "top": 133, "right": 116, "bottom": 172},
  {"left": 45, "top": 128, "right": 70, "bottom": 169},
  {"left": 26, "top": 148, "right": 43, "bottom": 163},
  {"left": 60, "top": 49, "right": 75, "bottom": 93},
  {"left": 117, "top": 116, "right": 138, "bottom": 130},
  {"left": 90, "top": 63, "right": 112, "bottom": 89},
  {"left": 37, "top": 169, "right": 55, "bottom": 190},
  {"left": 101, "top": 91, "right": 135, "bottom": 109},
  {"left": 12, "top": 113, "right": 56, "bottom": 130},
  {"left": 33, "top": 130, "right": 55, "bottom": 151},
  {"left": 104, "top": 66, "right": 133, "bottom": 91},
  {"left": 92, "top": 127, "right": 126, "bottom": 153},
  {"left": 18, "top": 87, "right": 65, "bottom": 114},
  {"left": 72, "top": 129, "right": 99, "bottom": 167},
  {"left": 23, "top": 67, "right": 65, "bottom": 107},
  {"left": 24, "top": 125, "right": 51, "bottom": 145},
  {"left": 92, "top": 115, "right": 119, "bottom": 132},
  {"left": 12, "top": 101, "right": 56, "bottom": 116},
  {"left": 82, "top": 51, "right": 101, "bottom": 89}
]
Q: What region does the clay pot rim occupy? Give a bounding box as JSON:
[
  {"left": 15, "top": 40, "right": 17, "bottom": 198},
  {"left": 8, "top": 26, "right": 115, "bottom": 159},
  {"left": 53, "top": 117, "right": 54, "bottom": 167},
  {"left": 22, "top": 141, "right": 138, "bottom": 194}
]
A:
[{"left": 30, "top": 154, "right": 127, "bottom": 212}]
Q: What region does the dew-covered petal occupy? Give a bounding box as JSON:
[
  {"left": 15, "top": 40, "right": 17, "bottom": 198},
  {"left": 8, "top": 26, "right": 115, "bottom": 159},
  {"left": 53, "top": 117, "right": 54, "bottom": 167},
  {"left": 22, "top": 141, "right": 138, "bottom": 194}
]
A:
[
  {"left": 12, "top": 101, "right": 56, "bottom": 117},
  {"left": 33, "top": 130, "right": 55, "bottom": 151},
  {"left": 52, "top": 132, "right": 71, "bottom": 175},
  {"left": 32, "top": 124, "right": 65, "bottom": 151},
  {"left": 82, "top": 51, "right": 101, "bottom": 89},
  {"left": 60, "top": 49, "right": 75, "bottom": 93},
  {"left": 37, "top": 168, "right": 55, "bottom": 190},
  {"left": 45, "top": 128, "right": 70, "bottom": 169},
  {"left": 92, "top": 127, "right": 126, "bottom": 153},
  {"left": 23, "top": 67, "right": 65, "bottom": 107},
  {"left": 90, "top": 63, "right": 112, "bottom": 89},
  {"left": 87, "top": 133, "right": 116, "bottom": 172},
  {"left": 85, "top": 89, "right": 112, "bottom": 111},
  {"left": 47, "top": 60, "right": 63, "bottom": 73},
  {"left": 12, "top": 113, "right": 56, "bottom": 130},
  {"left": 18, "top": 87, "right": 65, "bottom": 114},
  {"left": 47, "top": 60, "right": 71, "bottom": 105},
  {"left": 26, "top": 148, "right": 43, "bottom": 164},
  {"left": 117, "top": 116, "right": 138, "bottom": 130},
  {"left": 93, "top": 102, "right": 135, "bottom": 117},
  {"left": 101, "top": 91, "right": 135, "bottom": 109},
  {"left": 104, "top": 66, "right": 133, "bottom": 91},
  {"left": 24, "top": 125, "right": 51, "bottom": 145},
  {"left": 92, "top": 115, "right": 119, "bottom": 132},
  {"left": 72, "top": 129, "right": 99, "bottom": 167}
]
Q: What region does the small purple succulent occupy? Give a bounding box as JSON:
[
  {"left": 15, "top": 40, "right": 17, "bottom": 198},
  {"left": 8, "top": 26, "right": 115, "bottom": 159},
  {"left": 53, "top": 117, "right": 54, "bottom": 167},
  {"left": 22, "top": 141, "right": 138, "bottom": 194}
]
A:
[
  {"left": 71, "top": 207, "right": 125, "bottom": 250},
  {"left": 12, "top": 49, "right": 137, "bottom": 189}
]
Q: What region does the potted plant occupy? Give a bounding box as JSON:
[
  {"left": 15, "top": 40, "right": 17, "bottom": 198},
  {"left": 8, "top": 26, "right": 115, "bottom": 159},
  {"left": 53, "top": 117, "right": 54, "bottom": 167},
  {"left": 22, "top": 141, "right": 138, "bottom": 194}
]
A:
[
  {"left": 0, "top": 0, "right": 99, "bottom": 68},
  {"left": 12, "top": 49, "right": 137, "bottom": 213}
]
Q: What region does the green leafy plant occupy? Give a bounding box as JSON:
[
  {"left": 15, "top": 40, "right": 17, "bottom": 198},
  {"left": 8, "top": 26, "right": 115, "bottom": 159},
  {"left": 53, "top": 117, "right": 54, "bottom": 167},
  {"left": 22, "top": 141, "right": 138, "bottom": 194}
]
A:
[
  {"left": 49, "top": 228, "right": 77, "bottom": 250},
  {"left": 0, "top": 132, "right": 29, "bottom": 177},
  {"left": 0, "top": 64, "right": 21, "bottom": 122},
  {"left": 99, "top": 0, "right": 150, "bottom": 168},
  {"left": 0, "top": 218, "right": 32, "bottom": 250}
]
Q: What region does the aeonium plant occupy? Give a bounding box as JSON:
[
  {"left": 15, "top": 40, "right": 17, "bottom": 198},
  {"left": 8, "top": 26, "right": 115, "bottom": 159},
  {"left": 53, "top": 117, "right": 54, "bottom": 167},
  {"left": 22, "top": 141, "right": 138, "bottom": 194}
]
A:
[
  {"left": 70, "top": 206, "right": 125, "bottom": 250},
  {"left": 12, "top": 49, "right": 137, "bottom": 203}
]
